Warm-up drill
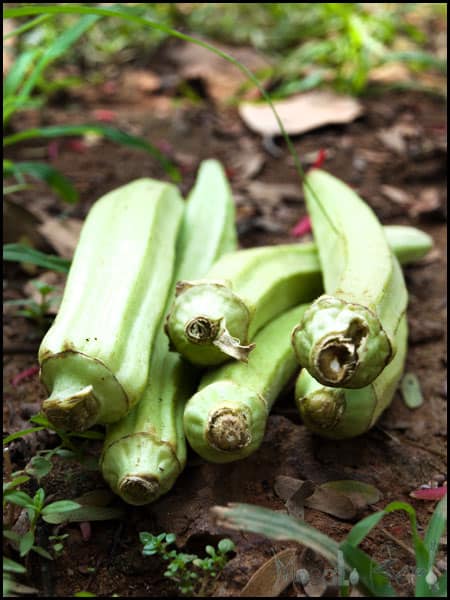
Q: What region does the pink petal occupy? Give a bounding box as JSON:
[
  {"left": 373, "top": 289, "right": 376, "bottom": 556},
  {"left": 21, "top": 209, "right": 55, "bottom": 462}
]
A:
[
  {"left": 11, "top": 366, "right": 39, "bottom": 387},
  {"left": 291, "top": 215, "right": 312, "bottom": 238},
  {"left": 310, "top": 149, "right": 327, "bottom": 170},
  {"left": 410, "top": 486, "right": 447, "bottom": 500},
  {"left": 66, "top": 139, "right": 88, "bottom": 153}
]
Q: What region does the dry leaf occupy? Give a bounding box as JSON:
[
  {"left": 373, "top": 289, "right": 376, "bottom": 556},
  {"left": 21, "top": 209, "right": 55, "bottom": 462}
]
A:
[
  {"left": 239, "top": 91, "right": 363, "bottom": 137},
  {"left": 167, "top": 41, "right": 271, "bottom": 104},
  {"left": 408, "top": 187, "right": 442, "bottom": 218},
  {"left": 380, "top": 184, "right": 412, "bottom": 207},
  {"left": 38, "top": 217, "right": 83, "bottom": 259},
  {"left": 240, "top": 549, "right": 300, "bottom": 597},
  {"left": 245, "top": 181, "right": 302, "bottom": 207}
]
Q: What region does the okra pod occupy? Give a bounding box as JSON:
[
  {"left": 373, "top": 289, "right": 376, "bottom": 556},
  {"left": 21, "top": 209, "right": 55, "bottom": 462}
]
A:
[
  {"left": 295, "top": 315, "right": 408, "bottom": 439},
  {"left": 166, "top": 223, "right": 429, "bottom": 368},
  {"left": 292, "top": 169, "right": 409, "bottom": 388},
  {"left": 183, "top": 304, "right": 310, "bottom": 463},
  {"left": 39, "top": 179, "right": 184, "bottom": 431},
  {"left": 100, "top": 160, "right": 238, "bottom": 504}
]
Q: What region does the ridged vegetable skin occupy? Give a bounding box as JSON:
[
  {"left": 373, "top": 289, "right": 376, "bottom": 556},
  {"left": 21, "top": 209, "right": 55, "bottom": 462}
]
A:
[
  {"left": 183, "top": 304, "right": 310, "bottom": 463},
  {"left": 100, "top": 160, "right": 238, "bottom": 505},
  {"left": 292, "top": 169, "right": 408, "bottom": 389},
  {"left": 295, "top": 315, "right": 408, "bottom": 439},
  {"left": 166, "top": 223, "right": 429, "bottom": 368},
  {"left": 39, "top": 179, "right": 184, "bottom": 431}
]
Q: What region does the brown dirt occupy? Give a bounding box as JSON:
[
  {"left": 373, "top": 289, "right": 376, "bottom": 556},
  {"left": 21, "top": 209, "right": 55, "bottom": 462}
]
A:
[{"left": 3, "top": 46, "right": 447, "bottom": 597}]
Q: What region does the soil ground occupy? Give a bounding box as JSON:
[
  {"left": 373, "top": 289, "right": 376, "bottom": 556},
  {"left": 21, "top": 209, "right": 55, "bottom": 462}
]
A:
[{"left": 3, "top": 40, "right": 447, "bottom": 597}]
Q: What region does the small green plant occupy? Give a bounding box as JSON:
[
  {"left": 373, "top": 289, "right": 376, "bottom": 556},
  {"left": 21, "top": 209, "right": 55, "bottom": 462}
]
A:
[
  {"left": 4, "top": 279, "right": 59, "bottom": 330},
  {"left": 3, "top": 482, "right": 80, "bottom": 560},
  {"left": 48, "top": 533, "right": 69, "bottom": 557},
  {"left": 212, "top": 495, "right": 447, "bottom": 597},
  {"left": 140, "top": 532, "right": 235, "bottom": 596}
]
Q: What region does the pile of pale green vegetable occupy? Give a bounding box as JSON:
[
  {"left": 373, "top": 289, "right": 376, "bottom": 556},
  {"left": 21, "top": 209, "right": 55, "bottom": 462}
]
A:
[{"left": 38, "top": 160, "right": 432, "bottom": 505}]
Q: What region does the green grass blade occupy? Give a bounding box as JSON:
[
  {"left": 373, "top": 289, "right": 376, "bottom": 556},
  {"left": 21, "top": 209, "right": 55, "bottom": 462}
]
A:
[
  {"left": 3, "top": 244, "right": 71, "bottom": 273},
  {"left": 4, "top": 47, "right": 41, "bottom": 98},
  {"left": 212, "top": 502, "right": 340, "bottom": 566},
  {"left": 345, "top": 510, "right": 387, "bottom": 547},
  {"left": 3, "top": 124, "right": 180, "bottom": 182},
  {"left": 5, "top": 161, "right": 78, "bottom": 203},
  {"left": 2, "top": 3, "right": 307, "bottom": 184},
  {"left": 423, "top": 495, "right": 447, "bottom": 562},
  {"left": 340, "top": 541, "right": 397, "bottom": 597},
  {"left": 2, "top": 14, "right": 53, "bottom": 41},
  {"left": 16, "top": 15, "right": 100, "bottom": 105}
]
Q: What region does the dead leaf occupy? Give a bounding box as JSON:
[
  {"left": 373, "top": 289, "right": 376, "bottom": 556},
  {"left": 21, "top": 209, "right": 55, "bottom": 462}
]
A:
[
  {"left": 286, "top": 481, "right": 316, "bottom": 521},
  {"left": 377, "top": 122, "right": 422, "bottom": 155},
  {"left": 275, "top": 476, "right": 381, "bottom": 521},
  {"left": 369, "top": 62, "right": 412, "bottom": 84},
  {"left": 240, "top": 548, "right": 300, "bottom": 597},
  {"left": 38, "top": 217, "right": 83, "bottom": 259},
  {"left": 408, "top": 187, "right": 442, "bottom": 218},
  {"left": 3, "top": 198, "right": 46, "bottom": 246},
  {"left": 380, "top": 184, "right": 412, "bottom": 207},
  {"left": 239, "top": 91, "right": 363, "bottom": 137},
  {"left": 319, "top": 480, "right": 382, "bottom": 511},
  {"left": 245, "top": 181, "right": 302, "bottom": 207},
  {"left": 167, "top": 40, "right": 271, "bottom": 104},
  {"left": 122, "top": 69, "right": 161, "bottom": 93}
]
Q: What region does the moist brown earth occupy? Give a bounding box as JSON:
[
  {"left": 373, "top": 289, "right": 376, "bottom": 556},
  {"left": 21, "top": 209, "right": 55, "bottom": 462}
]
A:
[{"left": 3, "top": 46, "right": 447, "bottom": 597}]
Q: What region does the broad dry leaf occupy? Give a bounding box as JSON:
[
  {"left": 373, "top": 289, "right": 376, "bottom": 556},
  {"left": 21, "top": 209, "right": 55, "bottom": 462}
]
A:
[
  {"left": 38, "top": 217, "right": 83, "bottom": 259},
  {"left": 240, "top": 548, "right": 300, "bottom": 597},
  {"left": 239, "top": 91, "right": 363, "bottom": 137}
]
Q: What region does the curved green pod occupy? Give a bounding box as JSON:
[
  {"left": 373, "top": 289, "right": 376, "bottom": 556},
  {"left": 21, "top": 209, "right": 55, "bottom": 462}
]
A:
[
  {"left": 39, "top": 179, "right": 184, "bottom": 431},
  {"left": 292, "top": 169, "right": 409, "bottom": 389},
  {"left": 295, "top": 315, "right": 408, "bottom": 439},
  {"left": 166, "top": 221, "right": 429, "bottom": 367},
  {"left": 183, "top": 304, "right": 310, "bottom": 463},
  {"left": 100, "top": 159, "right": 238, "bottom": 505}
]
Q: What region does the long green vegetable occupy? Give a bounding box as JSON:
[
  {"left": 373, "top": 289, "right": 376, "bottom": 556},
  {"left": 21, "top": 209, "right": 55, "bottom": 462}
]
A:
[
  {"left": 39, "top": 179, "right": 183, "bottom": 431},
  {"left": 292, "top": 169, "right": 409, "bottom": 389},
  {"left": 100, "top": 160, "right": 238, "bottom": 505},
  {"left": 183, "top": 304, "right": 309, "bottom": 463},
  {"left": 295, "top": 315, "right": 408, "bottom": 439},
  {"left": 165, "top": 224, "right": 429, "bottom": 367}
]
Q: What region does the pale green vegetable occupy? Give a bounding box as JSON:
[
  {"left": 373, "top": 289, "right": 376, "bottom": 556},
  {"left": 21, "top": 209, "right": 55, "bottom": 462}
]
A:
[
  {"left": 292, "top": 169, "right": 408, "bottom": 389},
  {"left": 183, "top": 304, "right": 310, "bottom": 463},
  {"left": 295, "top": 315, "right": 408, "bottom": 439},
  {"left": 100, "top": 159, "right": 238, "bottom": 505},
  {"left": 166, "top": 222, "right": 429, "bottom": 368},
  {"left": 39, "top": 179, "right": 184, "bottom": 431}
]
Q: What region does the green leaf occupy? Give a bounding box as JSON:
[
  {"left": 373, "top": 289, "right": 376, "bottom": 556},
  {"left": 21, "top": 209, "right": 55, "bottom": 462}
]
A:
[
  {"left": 3, "top": 427, "right": 46, "bottom": 445},
  {"left": 3, "top": 530, "right": 21, "bottom": 543},
  {"left": 2, "top": 14, "right": 53, "bottom": 42},
  {"left": 33, "top": 488, "right": 46, "bottom": 511},
  {"left": 2, "top": 556, "right": 26, "bottom": 574},
  {"left": 26, "top": 456, "right": 53, "bottom": 481},
  {"left": 31, "top": 545, "right": 53, "bottom": 560},
  {"left": 4, "top": 161, "right": 78, "bottom": 203},
  {"left": 2, "top": 4, "right": 307, "bottom": 185},
  {"left": 3, "top": 125, "right": 180, "bottom": 183},
  {"left": 424, "top": 495, "right": 447, "bottom": 566},
  {"left": 42, "top": 504, "right": 124, "bottom": 524},
  {"left": 340, "top": 541, "right": 397, "bottom": 597},
  {"left": 19, "top": 531, "right": 35, "bottom": 557},
  {"left": 3, "top": 476, "right": 30, "bottom": 492},
  {"left": 3, "top": 244, "right": 71, "bottom": 273},
  {"left": 218, "top": 538, "right": 235, "bottom": 554},
  {"left": 400, "top": 372, "right": 424, "bottom": 409},
  {"left": 42, "top": 500, "right": 81, "bottom": 515},
  {"left": 74, "top": 593, "right": 97, "bottom": 597},
  {"left": 345, "top": 510, "right": 386, "bottom": 547},
  {"left": 4, "top": 490, "right": 35, "bottom": 509},
  {"left": 3, "top": 47, "right": 41, "bottom": 98},
  {"left": 212, "top": 502, "right": 340, "bottom": 567}
]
